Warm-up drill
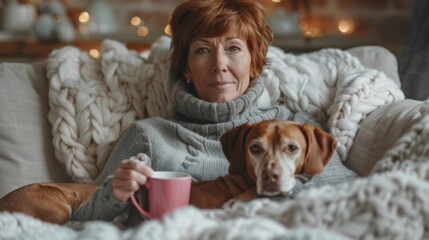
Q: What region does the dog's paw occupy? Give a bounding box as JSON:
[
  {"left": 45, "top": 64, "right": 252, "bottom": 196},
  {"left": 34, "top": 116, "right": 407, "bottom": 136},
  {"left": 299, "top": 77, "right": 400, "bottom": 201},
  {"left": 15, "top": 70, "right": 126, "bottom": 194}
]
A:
[
  {"left": 222, "top": 198, "right": 238, "bottom": 209},
  {"left": 222, "top": 198, "right": 248, "bottom": 209}
]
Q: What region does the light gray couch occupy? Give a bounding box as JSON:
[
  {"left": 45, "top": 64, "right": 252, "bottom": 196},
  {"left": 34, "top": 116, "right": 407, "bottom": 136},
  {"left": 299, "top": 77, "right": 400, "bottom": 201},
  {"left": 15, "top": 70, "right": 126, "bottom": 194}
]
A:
[
  {"left": 0, "top": 41, "right": 428, "bottom": 239},
  {"left": 0, "top": 45, "right": 422, "bottom": 198}
]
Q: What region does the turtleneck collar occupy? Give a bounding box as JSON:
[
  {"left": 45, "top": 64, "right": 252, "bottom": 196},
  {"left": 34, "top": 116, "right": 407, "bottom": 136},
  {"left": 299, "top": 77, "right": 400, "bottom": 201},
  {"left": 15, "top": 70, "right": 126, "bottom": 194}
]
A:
[{"left": 173, "top": 80, "right": 268, "bottom": 123}]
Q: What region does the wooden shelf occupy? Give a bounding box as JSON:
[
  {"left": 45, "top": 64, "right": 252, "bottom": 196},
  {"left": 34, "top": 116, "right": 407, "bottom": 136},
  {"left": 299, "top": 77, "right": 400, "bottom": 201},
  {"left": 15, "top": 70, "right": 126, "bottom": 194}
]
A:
[
  {"left": 0, "top": 32, "right": 152, "bottom": 62},
  {"left": 0, "top": 31, "right": 383, "bottom": 62},
  {"left": 272, "top": 34, "right": 383, "bottom": 53}
]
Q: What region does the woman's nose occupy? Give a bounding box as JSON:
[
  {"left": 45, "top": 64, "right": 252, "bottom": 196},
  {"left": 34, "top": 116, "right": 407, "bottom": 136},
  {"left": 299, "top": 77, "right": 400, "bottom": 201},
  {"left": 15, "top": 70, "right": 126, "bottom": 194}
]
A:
[{"left": 211, "top": 49, "right": 228, "bottom": 73}]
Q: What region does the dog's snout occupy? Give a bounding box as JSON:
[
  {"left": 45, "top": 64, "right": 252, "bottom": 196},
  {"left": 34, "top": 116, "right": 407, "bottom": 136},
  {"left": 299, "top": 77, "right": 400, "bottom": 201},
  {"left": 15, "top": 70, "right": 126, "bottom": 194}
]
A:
[
  {"left": 263, "top": 171, "right": 279, "bottom": 182},
  {"left": 262, "top": 167, "right": 280, "bottom": 184},
  {"left": 264, "top": 161, "right": 279, "bottom": 171}
]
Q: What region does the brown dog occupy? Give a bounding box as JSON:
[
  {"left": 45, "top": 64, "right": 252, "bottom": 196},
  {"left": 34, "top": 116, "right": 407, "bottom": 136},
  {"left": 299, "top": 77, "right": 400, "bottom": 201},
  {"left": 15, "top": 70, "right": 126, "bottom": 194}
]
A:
[
  {"left": 0, "top": 182, "right": 96, "bottom": 224},
  {"left": 0, "top": 119, "right": 336, "bottom": 224},
  {"left": 190, "top": 119, "right": 337, "bottom": 208}
]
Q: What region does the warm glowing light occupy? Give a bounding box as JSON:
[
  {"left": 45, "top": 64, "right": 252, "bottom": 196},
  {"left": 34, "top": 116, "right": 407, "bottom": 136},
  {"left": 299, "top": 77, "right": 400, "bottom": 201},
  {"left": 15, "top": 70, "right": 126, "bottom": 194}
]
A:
[
  {"left": 130, "top": 16, "right": 141, "bottom": 26},
  {"left": 79, "top": 12, "right": 90, "bottom": 23},
  {"left": 338, "top": 19, "right": 355, "bottom": 34},
  {"left": 300, "top": 21, "right": 309, "bottom": 32},
  {"left": 137, "top": 26, "right": 149, "bottom": 36},
  {"left": 272, "top": 0, "right": 281, "bottom": 2},
  {"left": 164, "top": 24, "right": 172, "bottom": 36},
  {"left": 89, "top": 49, "right": 99, "bottom": 58},
  {"left": 303, "top": 28, "right": 321, "bottom": 38}
]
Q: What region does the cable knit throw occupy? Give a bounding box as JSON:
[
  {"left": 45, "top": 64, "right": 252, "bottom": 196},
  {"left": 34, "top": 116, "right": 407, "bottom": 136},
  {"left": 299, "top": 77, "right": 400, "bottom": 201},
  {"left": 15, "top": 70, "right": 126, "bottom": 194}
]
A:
[
  {"left": 3, "top": 101, "right": 429, "bottom": 239},
  {"left": 7, "top": 37, "right": 429, "bottom": 239},
  {"left": 46, "top": 36, "right": 404, "bottom": 183}
]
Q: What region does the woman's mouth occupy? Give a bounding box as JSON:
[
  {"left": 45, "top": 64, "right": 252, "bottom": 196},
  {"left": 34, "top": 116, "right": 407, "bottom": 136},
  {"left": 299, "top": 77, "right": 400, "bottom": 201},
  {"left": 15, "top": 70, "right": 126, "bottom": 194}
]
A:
[{"left": 209, "top": 82, "right": 234, "bottom": 89}]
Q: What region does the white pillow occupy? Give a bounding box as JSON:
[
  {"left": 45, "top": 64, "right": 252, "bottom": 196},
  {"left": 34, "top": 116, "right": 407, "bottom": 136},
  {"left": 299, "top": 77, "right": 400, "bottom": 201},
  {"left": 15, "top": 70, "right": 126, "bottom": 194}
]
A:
[
  {"left": 346, "top": 99, "right": 423, "bottom": 176},
  {"left": 0, "top": 62, "right": 71, "bottom": 198}
]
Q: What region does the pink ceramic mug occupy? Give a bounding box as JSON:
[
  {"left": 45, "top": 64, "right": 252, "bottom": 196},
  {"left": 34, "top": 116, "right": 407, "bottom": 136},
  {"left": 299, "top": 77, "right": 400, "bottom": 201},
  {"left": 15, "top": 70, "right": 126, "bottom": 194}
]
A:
[{"left": 130, "top": 171, "right": 192, "bottom": 219}]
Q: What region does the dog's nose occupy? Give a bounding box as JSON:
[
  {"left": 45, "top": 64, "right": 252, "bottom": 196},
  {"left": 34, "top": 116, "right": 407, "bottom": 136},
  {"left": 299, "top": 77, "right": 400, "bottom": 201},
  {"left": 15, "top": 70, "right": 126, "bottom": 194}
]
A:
[{"left": 262, "top": 168, "right": 280, "bottom": 184}]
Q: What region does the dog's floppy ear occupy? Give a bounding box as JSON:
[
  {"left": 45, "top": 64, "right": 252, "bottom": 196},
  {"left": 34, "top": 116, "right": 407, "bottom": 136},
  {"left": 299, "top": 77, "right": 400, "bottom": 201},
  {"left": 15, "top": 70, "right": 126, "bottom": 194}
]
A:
[
  {"left": 220, "top": 122, "right": 254, "bottom": 175},
  {"left": 300, "top": 123, "right": 337, "bottom": 175}
]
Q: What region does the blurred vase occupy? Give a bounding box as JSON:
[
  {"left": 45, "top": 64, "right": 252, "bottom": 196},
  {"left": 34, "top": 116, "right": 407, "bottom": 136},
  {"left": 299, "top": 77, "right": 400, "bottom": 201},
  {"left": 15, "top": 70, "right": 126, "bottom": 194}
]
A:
[
  {"left": 267, "top": 9, "right": 301, "bottom": 36},
  {"left": 32, "top": 1, "right": 75, "bottom": 42},
  {"left": 86, "top": 0, "right": 118, "bottom": 34},
  {"left": 2, "top": 3, "right": 36, "bottom": 33}
]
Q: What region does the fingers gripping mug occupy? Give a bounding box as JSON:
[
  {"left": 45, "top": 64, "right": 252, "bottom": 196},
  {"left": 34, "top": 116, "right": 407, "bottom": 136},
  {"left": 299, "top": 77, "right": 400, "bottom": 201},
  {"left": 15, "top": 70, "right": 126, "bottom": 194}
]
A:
[{"left": 130, "top": 171, "right": 192, "bottom": 219}]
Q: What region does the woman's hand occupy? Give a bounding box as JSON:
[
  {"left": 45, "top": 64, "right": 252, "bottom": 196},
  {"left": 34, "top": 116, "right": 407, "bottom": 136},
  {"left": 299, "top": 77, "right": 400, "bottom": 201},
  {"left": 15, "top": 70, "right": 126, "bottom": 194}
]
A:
[{"left": 111, "top": 158, "right": 154, "bottom": 202}]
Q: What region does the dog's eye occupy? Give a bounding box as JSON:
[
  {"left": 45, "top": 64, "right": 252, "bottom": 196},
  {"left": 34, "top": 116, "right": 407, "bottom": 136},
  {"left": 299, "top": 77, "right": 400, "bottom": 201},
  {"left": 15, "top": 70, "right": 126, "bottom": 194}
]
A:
[
  {"left": 249, "top": 143, "right": 262, "bottom": 154},
  {"left": 287, "top": 144, "right": 299, "bottom": 153}
]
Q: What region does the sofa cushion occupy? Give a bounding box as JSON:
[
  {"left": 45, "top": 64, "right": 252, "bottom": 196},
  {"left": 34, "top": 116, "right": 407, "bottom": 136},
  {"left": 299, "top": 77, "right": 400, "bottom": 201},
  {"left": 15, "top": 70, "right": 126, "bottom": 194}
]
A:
[
  {"left": 347, "top": 45, "right": 400, "bottom": 86},
  {"left": 0, "top": 62, "right": 71, "bottom": 198},
  {"left": 346, "top": 99, "right": 423, "bottom": 176},
  {"left": 0, "top": 42, "right": 404, "bottom": 194}
]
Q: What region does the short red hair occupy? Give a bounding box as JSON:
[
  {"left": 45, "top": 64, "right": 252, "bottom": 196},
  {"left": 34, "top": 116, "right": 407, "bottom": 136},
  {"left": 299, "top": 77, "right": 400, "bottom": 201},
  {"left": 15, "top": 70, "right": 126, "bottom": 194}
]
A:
[{"left": 170, "top": 0, "right": 273, "bottom": 81}]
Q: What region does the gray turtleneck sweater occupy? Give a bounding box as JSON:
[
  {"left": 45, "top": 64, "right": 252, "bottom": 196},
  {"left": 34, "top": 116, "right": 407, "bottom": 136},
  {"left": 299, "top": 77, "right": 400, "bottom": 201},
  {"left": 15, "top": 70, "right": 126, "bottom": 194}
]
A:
[{"left": 71, "top": 81, "right": 356, "bottom": 222}]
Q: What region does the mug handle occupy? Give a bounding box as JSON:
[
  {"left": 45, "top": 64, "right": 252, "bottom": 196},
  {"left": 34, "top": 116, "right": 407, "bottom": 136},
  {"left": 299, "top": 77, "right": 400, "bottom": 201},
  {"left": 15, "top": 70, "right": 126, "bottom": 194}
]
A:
[{"left": 130, "top": 186, "right": 152, "bottom": 219}]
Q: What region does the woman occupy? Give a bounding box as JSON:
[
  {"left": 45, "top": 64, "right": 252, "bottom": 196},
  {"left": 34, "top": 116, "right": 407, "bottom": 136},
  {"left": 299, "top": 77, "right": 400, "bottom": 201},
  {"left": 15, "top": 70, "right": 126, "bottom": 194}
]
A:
[{"left": 72, "top": 0, "right": 356, "bottom": 222}]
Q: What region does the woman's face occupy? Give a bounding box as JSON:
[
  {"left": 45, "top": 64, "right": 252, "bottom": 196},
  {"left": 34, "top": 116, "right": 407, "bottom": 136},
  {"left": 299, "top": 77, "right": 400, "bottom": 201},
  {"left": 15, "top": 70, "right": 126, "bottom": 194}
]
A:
[{"left": 184, "top": 35, "right": 252, "bottom": 102}]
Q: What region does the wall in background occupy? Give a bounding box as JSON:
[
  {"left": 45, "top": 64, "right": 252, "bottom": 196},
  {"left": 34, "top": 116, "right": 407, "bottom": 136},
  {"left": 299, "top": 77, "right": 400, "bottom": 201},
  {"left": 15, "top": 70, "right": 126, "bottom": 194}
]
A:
[
  {"left": 0, "top": 0, "right": 414, "bottom": 62},
  {"left": 63, "top": 0, "right": 413, "bottom": 59},
  {"left": 295, "top": 0, "right": 414, "bottom": 59}
]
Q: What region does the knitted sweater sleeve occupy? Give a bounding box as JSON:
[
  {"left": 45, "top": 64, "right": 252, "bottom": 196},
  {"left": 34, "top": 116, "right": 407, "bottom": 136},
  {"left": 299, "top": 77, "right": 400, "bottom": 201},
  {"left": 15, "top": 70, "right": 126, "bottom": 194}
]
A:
[
  {"left": 71, "top": 123, "right": 152, "bottom": 222},
  {"left": 70, "top": 176, "right": 129, "bottom": 222}
]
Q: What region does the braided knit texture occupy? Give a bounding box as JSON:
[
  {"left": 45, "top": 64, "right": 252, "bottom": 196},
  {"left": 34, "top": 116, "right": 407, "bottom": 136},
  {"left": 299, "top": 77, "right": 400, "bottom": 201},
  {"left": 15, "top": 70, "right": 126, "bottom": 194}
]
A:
[
  {"left": 46, "top": 36, "right": 403, "bottom": 182},
  {"left": 5, "top": 37, "right": 429, "bottom": 239},
  {"left": 2, "top": 102, "right": 429, "bottom": 239}
]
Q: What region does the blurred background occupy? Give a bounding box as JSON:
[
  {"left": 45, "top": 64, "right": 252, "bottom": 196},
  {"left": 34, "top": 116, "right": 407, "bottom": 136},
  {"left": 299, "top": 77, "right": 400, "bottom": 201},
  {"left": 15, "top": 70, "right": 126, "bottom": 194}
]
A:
[
  {"left": 0, "top": 0, "right": 413, "bottom": 57},
  {"left": 0, "top": 0, "right": 413, "bottom": 60},
  {"left": 1, "top": 0, "right": 425, "bottom": 99},
  {"left": 4, "top": 0, "right": 429, "bottom": 100}
]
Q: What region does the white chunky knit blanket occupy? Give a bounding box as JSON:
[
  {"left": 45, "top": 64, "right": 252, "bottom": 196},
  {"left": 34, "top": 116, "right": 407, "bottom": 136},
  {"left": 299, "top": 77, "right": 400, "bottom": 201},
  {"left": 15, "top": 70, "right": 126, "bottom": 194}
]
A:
[
  {"left": 46, "top": 36, "right": 402, "bottom": 183},
  {"left": 2, "top": 102, "right": 429, "bottom": 239},
  {"left": 4, "top": 37, "right": 424, "bottom": 239}
]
